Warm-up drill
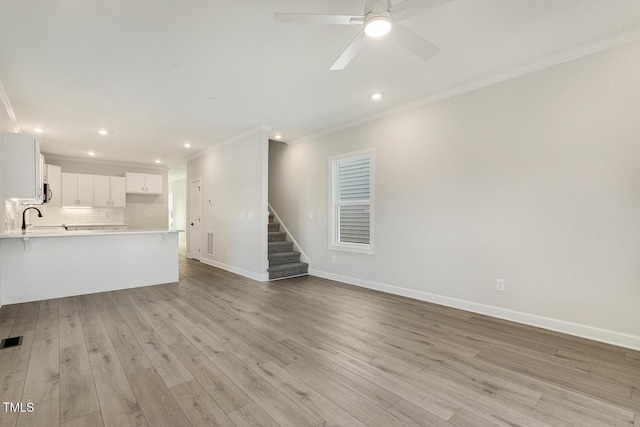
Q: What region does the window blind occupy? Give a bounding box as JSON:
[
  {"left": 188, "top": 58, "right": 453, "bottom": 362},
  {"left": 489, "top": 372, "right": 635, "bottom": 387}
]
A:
[{"left": 337, "top": 156, "right": 371, "bottom": 245}]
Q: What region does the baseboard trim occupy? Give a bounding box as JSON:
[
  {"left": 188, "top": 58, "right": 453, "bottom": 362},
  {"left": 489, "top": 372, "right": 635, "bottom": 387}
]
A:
[
  {"left": 309, "top": 268, "right": 640, "bottom": 351},
  {"left": 201, "top": 257, "right": 269, "bottom": 282},
  {"left": 269, "top": 273, "right": 309, "bottom": 281}
]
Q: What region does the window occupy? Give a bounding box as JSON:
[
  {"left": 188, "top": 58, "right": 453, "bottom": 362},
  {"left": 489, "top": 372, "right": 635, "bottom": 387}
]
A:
[{"left": 329, "top": 148, "right": 374, "bottom": 254}]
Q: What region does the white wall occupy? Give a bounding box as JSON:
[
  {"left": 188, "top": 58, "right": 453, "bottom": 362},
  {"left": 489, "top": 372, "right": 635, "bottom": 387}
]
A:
[
  {"left": 44, "top": 155, "right": 169, "bottom": 229},
  {"left": 169, "top": 176, "right": 187, "bottom": 247},
  {"left": 0, "top": 89, "right": 18, "bottom": 306},
  {"left": 269, "top": 40, "right": 640, "bottom": 349},
  {"left": 187, "top": 129, "right": 269, "bottom": 281}
]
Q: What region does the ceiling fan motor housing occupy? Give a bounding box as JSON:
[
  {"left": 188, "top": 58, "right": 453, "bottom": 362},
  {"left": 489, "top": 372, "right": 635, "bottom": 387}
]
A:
[{"left": 364, "top": 0, "right": 393, "bottom": 37}]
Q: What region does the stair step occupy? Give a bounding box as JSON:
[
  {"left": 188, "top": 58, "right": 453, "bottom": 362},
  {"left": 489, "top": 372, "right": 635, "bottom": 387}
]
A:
[
  {"left": 268, "top": 231, "right": 287, "bottom": 242},
  {"left": 268, "top": 241, "right": 293, "bottom": 254},
  {"left": 268, "top": 222, "right": 280, "bottom": 232},
  {"left": 268, "top": 262, "right": 309, "bottom": 280},
  {"left": 268, "top": 251, "right": 301, "bottom": 266}
]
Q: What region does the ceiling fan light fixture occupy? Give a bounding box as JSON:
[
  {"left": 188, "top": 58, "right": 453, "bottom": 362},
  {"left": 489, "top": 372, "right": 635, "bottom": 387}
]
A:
[{"left": 364, "top": 14, "right": 392, "bottom": 37}]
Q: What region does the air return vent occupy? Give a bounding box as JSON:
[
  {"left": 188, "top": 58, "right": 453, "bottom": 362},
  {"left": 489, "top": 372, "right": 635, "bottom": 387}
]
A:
[
  {"left": 0, "top": 336, "right": 23, "bottom": 350},
  {"left": 207, "top": 231, "right": 215, "bottom": 256}
]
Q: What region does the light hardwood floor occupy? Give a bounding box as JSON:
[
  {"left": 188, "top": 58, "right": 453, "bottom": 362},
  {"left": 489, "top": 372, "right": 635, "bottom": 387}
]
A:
[{"left": 1, "top": 254, "right": 639, "bottom": 426}]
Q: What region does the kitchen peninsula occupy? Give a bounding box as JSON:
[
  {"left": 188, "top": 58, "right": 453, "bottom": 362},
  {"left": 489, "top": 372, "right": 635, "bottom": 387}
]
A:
[{"left": 0, "top": 228, "right": 181, "bottom": 304}]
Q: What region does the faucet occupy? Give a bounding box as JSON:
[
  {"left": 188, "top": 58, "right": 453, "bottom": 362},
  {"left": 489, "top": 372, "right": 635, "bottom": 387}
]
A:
[{"left": 22, "top": 207, "right": 43, "bottom": 231}]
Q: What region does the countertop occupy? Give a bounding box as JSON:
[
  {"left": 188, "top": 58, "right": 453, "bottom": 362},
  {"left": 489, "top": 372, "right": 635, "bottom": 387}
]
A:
[{"left": 0, "top": 229, "right": 183, "bottom": 239}]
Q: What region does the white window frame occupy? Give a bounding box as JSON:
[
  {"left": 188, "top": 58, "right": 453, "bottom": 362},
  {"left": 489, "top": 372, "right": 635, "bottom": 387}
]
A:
[{"left": 328, "top": 148, "right": 375, "bottom": 254}]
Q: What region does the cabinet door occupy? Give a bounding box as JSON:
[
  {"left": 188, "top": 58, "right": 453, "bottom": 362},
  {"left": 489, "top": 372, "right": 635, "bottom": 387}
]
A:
[
  {"left": 61, "top": 173, "right": 77, "bottom": 206},
  {"left": 3, "top": 132, "right": 41, "bottom": 201},
  {"left": 145, "top": 174, "right": 163, "bottom": 194},
  {"left": 125, "top": 173, "right": 145, "bottom": 193},
  {"left": 93, "top": 175, "right": 111, "bottom": 207},
  {"left": 76, "top": 174, "right": 94, "bottom": 207},
  {"left": 110, "top": 177, "right": 126, "bottom": 207},
  {"left": 46, "top": 165, "right": 62, "bottom": 206}
]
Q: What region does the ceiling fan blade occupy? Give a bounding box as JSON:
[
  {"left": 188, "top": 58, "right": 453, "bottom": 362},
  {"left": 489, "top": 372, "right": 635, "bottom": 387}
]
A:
[
  {"left": 274, "top": 13, "right": 364, "bottom": 25},
  {"left": 389, "top": 23, "right": 440, "bottom": 62},
  {"left": 389, "top": 0, "right": 452, "bottom": 20},
  {"left": 330, "top": 30, "right": 365, "bottom": 70}
]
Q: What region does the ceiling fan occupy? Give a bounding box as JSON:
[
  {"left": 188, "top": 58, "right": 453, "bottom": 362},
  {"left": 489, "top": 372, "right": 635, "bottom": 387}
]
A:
[{"left": 274, "top": 0, "right": 451, "bottom": 70}]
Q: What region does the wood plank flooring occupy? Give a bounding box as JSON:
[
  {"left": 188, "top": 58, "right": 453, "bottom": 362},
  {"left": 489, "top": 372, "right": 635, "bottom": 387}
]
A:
[{"left": 1, "top": 254, "right": 639, "bottom": 426}]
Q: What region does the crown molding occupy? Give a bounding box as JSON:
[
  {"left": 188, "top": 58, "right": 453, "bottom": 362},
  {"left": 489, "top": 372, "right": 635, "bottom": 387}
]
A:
[
  {"left": 186, "top": 125, "right": 271, "bottom": 163},
  {"left": 43, "top": 153, "right": 168, "bottom": 171},
  {"left": 290, "top": 27, "right": 640, "bottom": 145}
]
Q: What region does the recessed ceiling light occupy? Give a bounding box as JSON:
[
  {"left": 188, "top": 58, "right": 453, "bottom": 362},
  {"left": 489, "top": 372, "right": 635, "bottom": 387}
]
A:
[
  {"left": 34, "top": 128, "right": 44, "bottom": 133},
  {"left": 155, "top": 159, "right": 162, "bottom": 164},
  {"left": 371, "top": 93, "right": 382, "bottom": 100},
  {"left": 98, "top": 129, "right": 109, "bottom": 136},
  {"left": 88, "top": 151, "right": 96, "bottom": 156},
  {"left": 274, "top": 134, "right": 282, "bottom": 140},
  {"left": 184, "top": 143, "right": 191, "bottom": 148}
]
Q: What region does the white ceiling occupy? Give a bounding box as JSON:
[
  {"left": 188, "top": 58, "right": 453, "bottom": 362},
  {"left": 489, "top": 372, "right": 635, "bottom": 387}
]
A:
[{"left": 1, "top": 0, "right": 640, "bottom": 169}]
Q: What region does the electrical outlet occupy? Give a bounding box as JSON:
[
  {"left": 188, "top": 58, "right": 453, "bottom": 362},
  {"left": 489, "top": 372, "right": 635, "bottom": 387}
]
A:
[
  {"left": 309, "top": 212, "right": 314, "bottom": 220},
  {"left": 332, "top": 255, "right": 336, "bottom": 264},
  {"left": 240, "top": 212, "right": 245, "bottom": 219},
  {"left": 226, "top": 249, "right": 230, "bottom": 257},
  {"left": 248, "top": 212, "right": 254, "bottom": 220},
  {"left": 496, "top": 279, "right": 506, "bottom": 292}
]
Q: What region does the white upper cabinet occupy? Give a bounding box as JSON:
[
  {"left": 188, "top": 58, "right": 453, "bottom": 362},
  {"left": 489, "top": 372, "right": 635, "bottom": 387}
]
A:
[
  {"left": 111, "top": 177, "right": 126, "bottom": 207},
  {"left": 94, "top": 175, "right": 126, "bottom": 208},
  {"left": 45, "top": 164, "right": 62, "bottom": 206},
  {"left": 2, "top": 132, "right": 44, "bottom": 203},
  {"left": 125, "top": 172, "right": 163, "bottom": 195},
  {"left": 62, "top": 173, "right": 94, "bottom": 207},
  {"left": 144, "top": 174, "right": 163, "bottom": 194}
]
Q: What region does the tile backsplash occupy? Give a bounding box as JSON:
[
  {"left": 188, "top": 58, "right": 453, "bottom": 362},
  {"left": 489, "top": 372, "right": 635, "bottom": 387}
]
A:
[
  {"left": 4, "top": 200, "right": 18, "bottom": 231},
  {"left": 15, "top": 205, "right": 126, "bottom": 230}
]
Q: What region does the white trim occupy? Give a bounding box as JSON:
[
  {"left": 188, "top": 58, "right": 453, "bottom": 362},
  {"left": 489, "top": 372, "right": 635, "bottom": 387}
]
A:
[
  {"left": 44, "top": 154, "right": 168, "bottom": 171},
  {"left": 290, "top": 27, "right": 640, "bottom": 145},
  {"left": 308, "top": 268, "right": 640, "bottom": 351},
  {"left": 328, "top": 148, "right": 375, "bottom": 254},
  {"left": 268, "top": 203, "right": 311, "bottom": 264},
  {"left": 0, "top": 76, "right": 20, "bottom": 132},
  {"left": 260, "top": 134, "right": 270, "bottom": 274},
  {"left": 188, "top": 177, "right": 202, "bottom": 262},
  {"left": 269, "top": 272, "right": 308, "bottom": 281},
  {"left": 200, "top": 257, "right": 269, "bottom": 282},
  {"left": 186, "top": 125, "right": 272, "bottom": 163}
]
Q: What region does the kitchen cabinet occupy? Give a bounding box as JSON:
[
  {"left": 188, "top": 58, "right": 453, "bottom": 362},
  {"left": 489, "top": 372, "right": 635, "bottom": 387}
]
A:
[
  {"left": 94, "top": 175, "right": 126, "bottom": 207},
  {"left": 62, "top": 173, "right": 94, "bottom": 207},
  {"left": 45, "top": 164, "right": 62, "bottom": 206},
  {"left": 2, "top": 132, "right": 44, "bottom": 203},
  {"left": 125, "top": 172, "right": 163, "bottom": 195}
]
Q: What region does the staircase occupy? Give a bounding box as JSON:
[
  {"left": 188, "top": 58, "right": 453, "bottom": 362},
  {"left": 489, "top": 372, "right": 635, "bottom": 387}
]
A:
[{"left": 267, "top": 213, "right": 308, "bottom": 280}]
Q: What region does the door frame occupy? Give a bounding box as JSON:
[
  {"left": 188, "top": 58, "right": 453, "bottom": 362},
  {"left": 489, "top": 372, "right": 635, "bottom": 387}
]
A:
[{"left": 188, "top": 177, "right": 202, "bottom": 261}]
